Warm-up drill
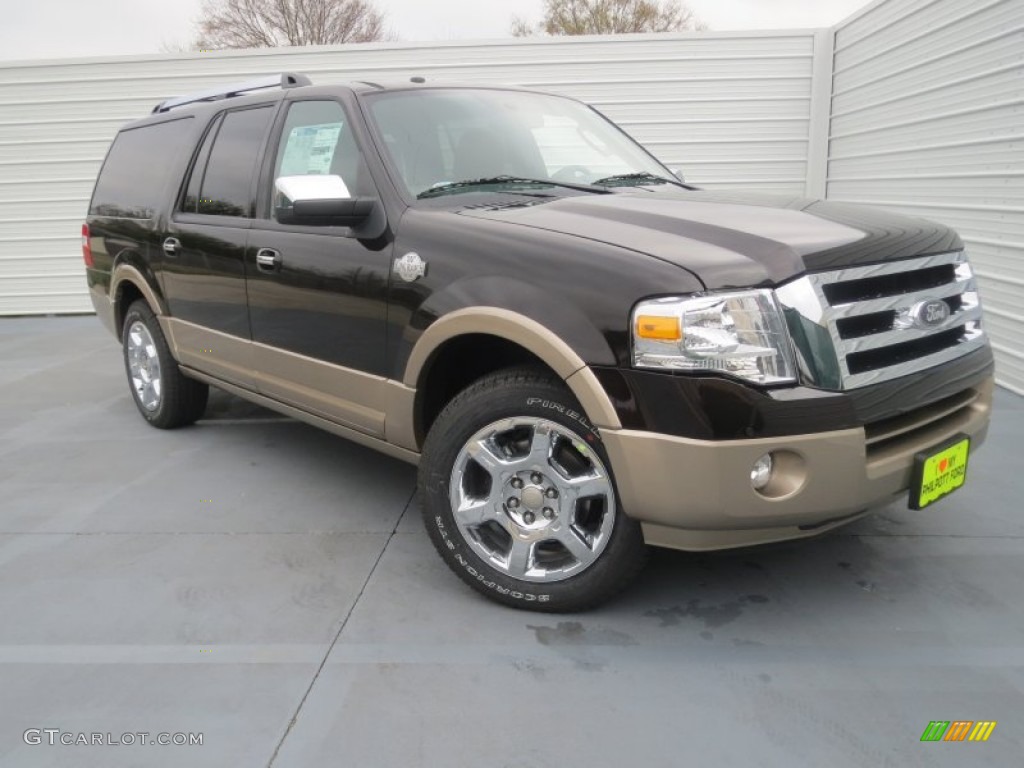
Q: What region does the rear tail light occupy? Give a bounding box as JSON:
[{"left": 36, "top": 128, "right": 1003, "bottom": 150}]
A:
[{"left": 81, "top": 223, "right": 94, "bottom": 267}]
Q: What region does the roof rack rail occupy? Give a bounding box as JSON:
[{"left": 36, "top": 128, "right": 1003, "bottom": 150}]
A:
[{"left": 153, "top": 73, "right": 312, "bottom": 114}]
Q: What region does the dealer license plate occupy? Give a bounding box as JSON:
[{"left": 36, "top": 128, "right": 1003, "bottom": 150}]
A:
[{"left": 909, "top": 434, "right": 970, "bottom": 510}]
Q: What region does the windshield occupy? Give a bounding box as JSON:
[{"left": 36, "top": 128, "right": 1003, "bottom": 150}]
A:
[{"left": 364, "top": 88, "right": 675, "bottom": 199}]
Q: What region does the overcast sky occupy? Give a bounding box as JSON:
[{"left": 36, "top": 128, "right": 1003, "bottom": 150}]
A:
[{"left": 0, "top": 0, "right": 873, "bottom": 62}]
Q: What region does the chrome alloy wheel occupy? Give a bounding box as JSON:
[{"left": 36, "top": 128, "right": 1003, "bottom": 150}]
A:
[
  {"left": 126, "top": 321, "right": 162, "bottom": 412},
  {"left": 449, "top": 417, "right": 616, "bottom": 583}
]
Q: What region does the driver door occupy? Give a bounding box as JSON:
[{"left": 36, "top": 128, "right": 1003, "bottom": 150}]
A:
[{"left": 245, "top": 99, "right": 392, "bottom": 437}]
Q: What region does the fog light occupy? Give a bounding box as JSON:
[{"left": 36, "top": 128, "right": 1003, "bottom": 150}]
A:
[{"left": 751, "top": 453, "right": 773, "bottom": 490}]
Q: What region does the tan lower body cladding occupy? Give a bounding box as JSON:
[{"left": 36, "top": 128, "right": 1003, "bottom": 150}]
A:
[
  {"left": 160, "top": 316, "right": 419, "bottom": 457},
  {"left": 160, "top": 308, "right": 627, "bottom": 457},
  {"left": 601, "top": 377, "right": 993, "bottom": 552}
]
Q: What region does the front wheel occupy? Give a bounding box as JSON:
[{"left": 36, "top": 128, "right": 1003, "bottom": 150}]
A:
[{"left": 419, "top": 367, "right": 648, "bottom": 611}]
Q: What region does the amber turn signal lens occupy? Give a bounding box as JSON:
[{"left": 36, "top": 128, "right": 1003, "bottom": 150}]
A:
[{"left": 635, "top": 315, "right": 681, "bottom": 341}]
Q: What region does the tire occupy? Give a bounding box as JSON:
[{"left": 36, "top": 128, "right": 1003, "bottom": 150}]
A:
[
  {"left": 419, "top": 367, "right": 648, "bottom": 611},
  {"left": 121, "top": 300, "right": 208, "bottom": 429}
]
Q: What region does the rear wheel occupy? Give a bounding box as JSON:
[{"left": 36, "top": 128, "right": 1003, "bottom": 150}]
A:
[
  {"left": 419, "top": 367, "right": 648, "bottom": 611},
  {"left": 122, "top": 300, "right": 208, "bottom": 429}
]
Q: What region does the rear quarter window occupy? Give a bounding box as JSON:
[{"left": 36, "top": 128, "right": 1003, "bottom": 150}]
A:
[
  {"left": 89, "top": 117, "right": 194, "bottom": 219},
  {"left": 187, "top": 105, "right": 274, "bottom": 218}
]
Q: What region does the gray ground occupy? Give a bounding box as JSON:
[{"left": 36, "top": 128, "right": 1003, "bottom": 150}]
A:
[{"left": 0, "top": 316, "right": 1020, "bottom": 768}]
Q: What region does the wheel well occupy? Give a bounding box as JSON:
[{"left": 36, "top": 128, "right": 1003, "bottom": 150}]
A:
[
  {"left": 416, "top": 334, "right": 552, "bottom": 445},
  {"left": 115, "top": 281, "right": 145, "bottom": 334}
]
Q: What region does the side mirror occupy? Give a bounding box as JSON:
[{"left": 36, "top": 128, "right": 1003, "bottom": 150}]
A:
[
  {"left": 274, "top": 175, "right": 375, "bottom": 227},
  {"left": 671, "top": 167, "right": 686, "bottom": 184}
]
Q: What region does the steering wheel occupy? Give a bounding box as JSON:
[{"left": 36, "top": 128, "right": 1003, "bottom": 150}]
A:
[{"left": 552, "top": 165, "right": 592, "bottom": 183}]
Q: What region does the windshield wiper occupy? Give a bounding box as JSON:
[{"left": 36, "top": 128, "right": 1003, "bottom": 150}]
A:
[
  {"left": 417, "top": 175, "right": 611, "bottom": 199},
  {"left": 593, "top": 172, "right": 691, "bottom": 189}
]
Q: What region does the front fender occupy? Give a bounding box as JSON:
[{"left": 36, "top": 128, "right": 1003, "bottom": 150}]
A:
[
  {"left": 402, "top": 302, "right": 621, "bottom": 429},
  {"left": 404, "top": 274, "right": 617, "bottom": 367}
]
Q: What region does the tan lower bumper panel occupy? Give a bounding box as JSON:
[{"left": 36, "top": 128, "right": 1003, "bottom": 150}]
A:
[
  {"left": 640, "top": 509, "right": 874, "bottom": 552},
  {"left": 601, "top": 377, "right": 993, "bottom": 552}
]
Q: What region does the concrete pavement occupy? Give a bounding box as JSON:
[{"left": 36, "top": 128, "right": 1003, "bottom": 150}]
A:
[{"left": 0, "top": 317, "right": 1021, "bottom": 767}]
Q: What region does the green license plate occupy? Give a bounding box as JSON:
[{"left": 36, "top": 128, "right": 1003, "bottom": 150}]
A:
[{"left": 909, "top": 434, "right": 970, "bottom": 510}]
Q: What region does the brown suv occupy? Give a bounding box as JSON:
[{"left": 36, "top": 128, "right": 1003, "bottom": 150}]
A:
[{"left": 84, "top": 73, "right": 993, "bottom": 610}]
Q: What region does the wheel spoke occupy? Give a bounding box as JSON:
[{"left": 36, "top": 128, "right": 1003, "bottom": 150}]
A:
[
  {"left": 527, "top": 423, "right": 555, "bottom": 466},
  {"left": 466, "top": 437, "right": 510, "bottom": 478},
  {"left": 452, "top": 438, "right": 505, "bottom": 527},
  {"left": 505, "top": 539, "right": 534, "bottom": 577},
  {"left": 556, "top": 526, "right": 594, "bottom": 564},
  {"left": 453, "top": 495, "right": 496, "bottom": 527},
  {"left": 566, "top": 472, "right": 609, "bottom": 501}
]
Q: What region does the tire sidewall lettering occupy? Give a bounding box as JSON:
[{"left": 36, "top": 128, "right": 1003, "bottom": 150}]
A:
[
  {"left": 447, "top": 534, "right": 547, "bottom": 602},
  {"left": 525, "top": 397, "right": 593, "bottom": 434}
]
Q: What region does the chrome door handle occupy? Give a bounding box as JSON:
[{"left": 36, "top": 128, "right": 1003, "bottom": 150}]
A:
[
  {"left": 255, "top": 248, "right": 282, "bottom": 272},
  {"left": 162, "top": 237, "right": 181, "bottom": 256}
]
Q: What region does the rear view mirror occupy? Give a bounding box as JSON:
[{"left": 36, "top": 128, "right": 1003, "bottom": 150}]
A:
[{"left": 274, "top": 174, "right": 375, "bottom": 226}]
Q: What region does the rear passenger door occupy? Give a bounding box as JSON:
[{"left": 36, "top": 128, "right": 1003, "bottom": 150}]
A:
[
  {"left": 244, "top": 99, "right": 392, "bottom": 437},
  {"left": 160, "top": 104, "right": 276, "bottom": 388}
]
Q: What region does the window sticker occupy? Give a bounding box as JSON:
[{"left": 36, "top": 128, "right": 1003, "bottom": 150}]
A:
[{"left": 279, "top": 122, "right": 343, "bottom": 176}]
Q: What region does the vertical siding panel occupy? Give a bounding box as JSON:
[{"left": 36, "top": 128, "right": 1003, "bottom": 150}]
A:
[{"left": 827, "top": 0, "right": 1024, "bottom": 394}]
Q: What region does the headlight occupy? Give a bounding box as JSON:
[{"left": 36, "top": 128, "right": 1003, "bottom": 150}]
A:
[{"left": 632, "top": 289, "right": 796, "bottom": 384}]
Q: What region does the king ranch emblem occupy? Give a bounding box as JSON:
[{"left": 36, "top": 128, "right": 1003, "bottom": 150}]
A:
[{"left": 394, "top": 252, "right": 427, "bottom": 283}]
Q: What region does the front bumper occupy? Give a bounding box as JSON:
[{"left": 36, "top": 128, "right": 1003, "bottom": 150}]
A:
[{"left": 601, "top": 376, "right": 993, "bottom": 552}]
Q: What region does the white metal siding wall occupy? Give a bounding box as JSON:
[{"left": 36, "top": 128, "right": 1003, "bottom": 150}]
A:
[
  {"left": 0, "top": 32, "right": 815, "bottom": 315},
  {"left": 827, "top": 0, "right": 1024, "bottom": 394}
]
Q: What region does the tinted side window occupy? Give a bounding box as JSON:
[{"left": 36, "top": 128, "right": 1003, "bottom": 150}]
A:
[
  {"left": 90, "top": 118, "right": 193, "bottom": 218},
  {"left": 181, "top": 114, "right": 222, "bottom": 214},
  {"left": 196, "top": 106, "right": 273, "bottom": 217}
]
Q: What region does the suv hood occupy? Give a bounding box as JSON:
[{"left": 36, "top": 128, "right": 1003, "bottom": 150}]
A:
[{"left": 456, "top": 190, "right": 961, "bottom": 290}]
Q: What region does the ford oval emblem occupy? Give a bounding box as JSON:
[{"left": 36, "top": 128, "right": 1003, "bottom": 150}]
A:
[{"left": 908, "top": 298, "right": 950, "bottom": 329}]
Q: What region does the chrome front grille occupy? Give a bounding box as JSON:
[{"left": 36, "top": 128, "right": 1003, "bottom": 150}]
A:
[{"left": 776, "top": 251, "right": 986, "bottom": 390}]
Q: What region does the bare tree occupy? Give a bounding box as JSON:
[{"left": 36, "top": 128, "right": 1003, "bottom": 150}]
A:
[
  {"left": 512, "top": 0, "right": 705, "bottom": 36},
  {"left": 195, "top": 0, "right": 387, "bottom": 49},
  {"left": 510, "top": 15, "right": 534, "bottom": 38},
  {"left": 159, "top": 39, "right": 193, "bottom": 54}
]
